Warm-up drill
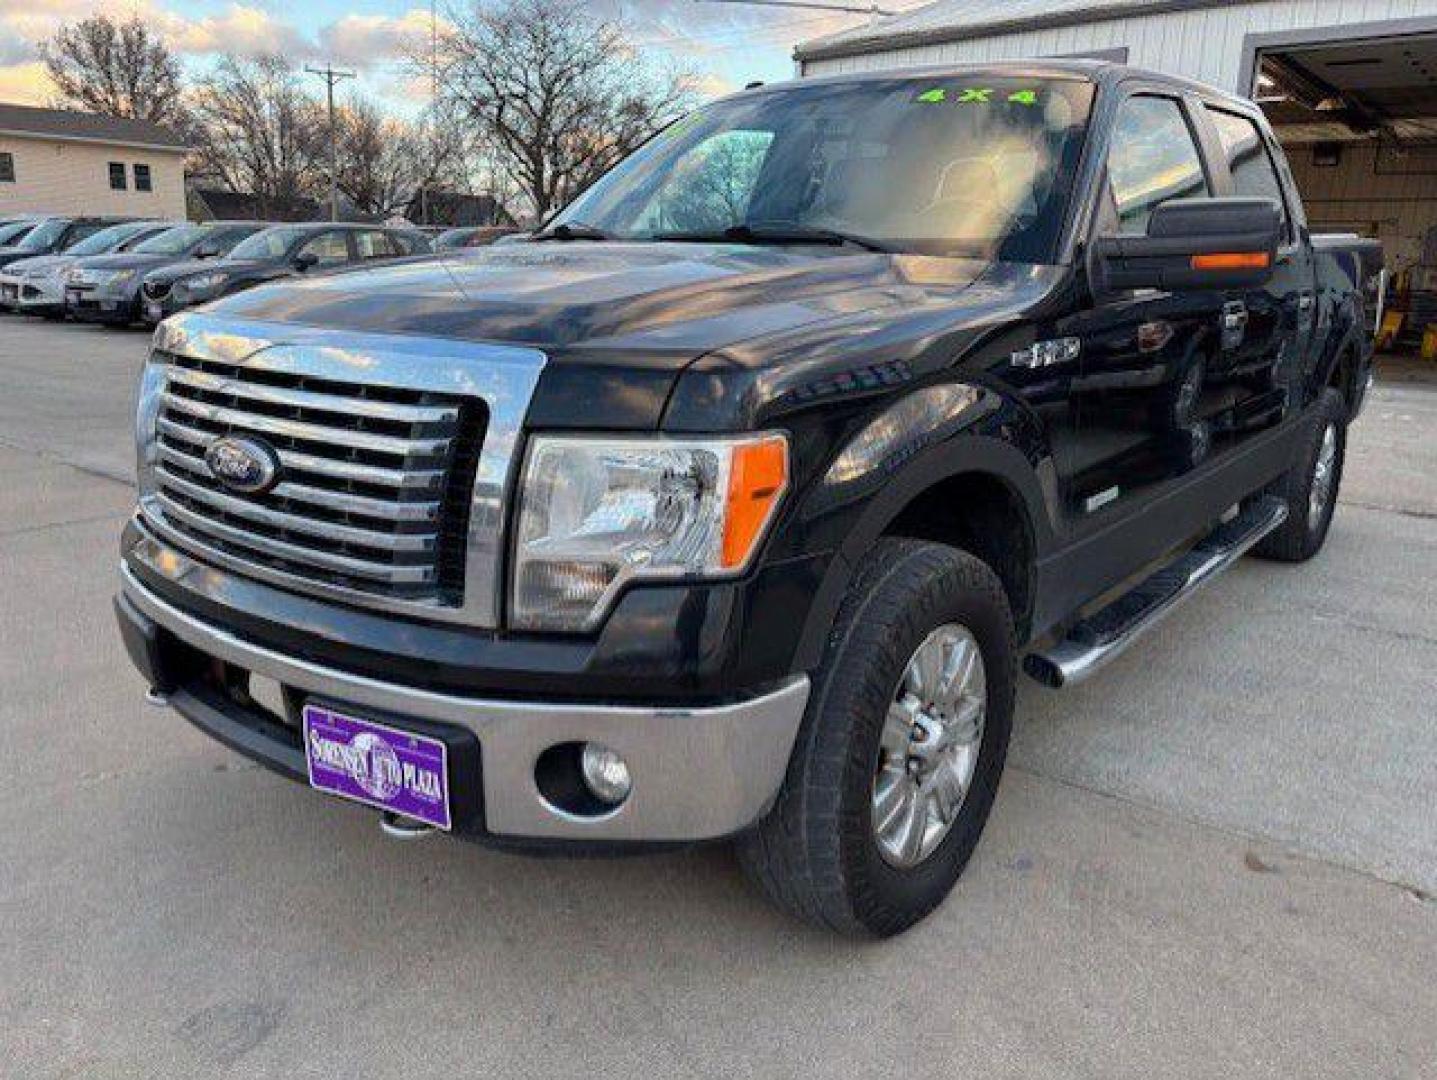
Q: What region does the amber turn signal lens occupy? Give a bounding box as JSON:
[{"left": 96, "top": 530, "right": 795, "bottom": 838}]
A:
[
  {"left": 1191, "top": 252, "right": 1271, "bottom": 271},
  {"left": 722, "top": 435, "right": 789, "bottom": 569}
]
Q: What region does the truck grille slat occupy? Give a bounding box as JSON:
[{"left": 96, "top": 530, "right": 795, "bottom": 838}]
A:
[
  {"left": 157, "top": 417, "right": 445, "bottom": 492},
  {"left": 156, "top": 444, "right": 442, "bottom": 522},
  {"left": 164, "top": 365, "right": 463, "bottom": 425},
  {"left": 146, "top": 350, "right": 486, "bottom": 605},
  {"left": 154, "top": 495, "right": 439, "bottom": 586},
  {"left": 156, "top": 469, "right": 438, "bottom": 552},
  {"left": 159, "top": 391, "right": 454, "bottom": 459}
]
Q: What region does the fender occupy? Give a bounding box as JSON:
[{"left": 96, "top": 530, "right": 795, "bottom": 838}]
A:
[{"left": 788, "top": 383, "right": 1056, "bottom": 670}]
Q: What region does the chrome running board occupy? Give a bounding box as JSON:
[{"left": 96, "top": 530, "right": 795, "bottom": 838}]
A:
[{"left": 1024, "top": 496, "right": 1288, "bottom": 688}]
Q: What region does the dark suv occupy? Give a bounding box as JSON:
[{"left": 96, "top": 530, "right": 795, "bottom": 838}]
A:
[{"left": 140, "top": 223, "right": 433, "bottom": 324}]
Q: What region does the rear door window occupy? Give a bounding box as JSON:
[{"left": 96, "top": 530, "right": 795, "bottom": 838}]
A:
[
  {"left": 356, "top": 230, "right": 400, "bottom": 259},
  {"left": 1206, "top": 107, "right": 1292, "bottom": 237},
  {"left": 1106, "top": 95, "right": 1211, "bottom": 235},
  {"left": 298, "top": 231, "right": 351, "bottom": 266}
]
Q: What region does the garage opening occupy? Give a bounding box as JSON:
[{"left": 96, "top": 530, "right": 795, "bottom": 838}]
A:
[{"left": 1252, "top": 27, "right": 1437, "bottom": 366}]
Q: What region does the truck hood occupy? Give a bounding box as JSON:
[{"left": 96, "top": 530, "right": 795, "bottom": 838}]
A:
[
  {"left": 203, "top": 243, "right": 1007, "bottom": 428},
  {"left": 212, "top": 243, "right": 990, "bottom": 354}
]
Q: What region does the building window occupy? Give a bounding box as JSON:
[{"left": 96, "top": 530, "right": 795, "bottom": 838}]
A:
[
  {"left": 0, "top": 152, "right": 14, "bottom": 183},
  {"left": 108, "top": 162, "right": 127, "bottom": 190},
  {"left": 133, "top": 163, "right": 152, "bottom": 192}
]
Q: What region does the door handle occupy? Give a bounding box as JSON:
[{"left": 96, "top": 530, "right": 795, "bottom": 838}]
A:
[{"left": 1298, "top": 293, "right": 1314, "bottom": 311}]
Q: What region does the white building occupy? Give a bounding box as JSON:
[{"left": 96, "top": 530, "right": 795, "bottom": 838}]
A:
[
  {"left": 798, "top": 0, "right": 1437, "bottom": 271},
  {"left": 0, "top": 103, "right": 189, "bottom": 220}
]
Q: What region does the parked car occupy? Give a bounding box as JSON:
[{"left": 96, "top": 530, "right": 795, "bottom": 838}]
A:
[
  {"left": 0, "top": 216, "right": 134, "bottom": 270},
  {"left": 116, "top": 62, "right": 1381, "bottom": 936},
  {"left": 0, "top": 221, "right": 176, "bottom": 317},
  {"left": 66, "top": 221, "right": 267, "bottom": 326},
  {"left": 0, "top": 215, "right": 41, "bottom": 241},
  {"left": 435, "top": 226, "right": 522, "bottom": 249},
  {"left": 139, "top": 222, "right": 432, "bottom": 324}
]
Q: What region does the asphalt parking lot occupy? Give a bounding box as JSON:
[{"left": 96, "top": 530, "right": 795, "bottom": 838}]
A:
[{"left": 2, "top": 317, "right": 1434, "bottom": 1079}]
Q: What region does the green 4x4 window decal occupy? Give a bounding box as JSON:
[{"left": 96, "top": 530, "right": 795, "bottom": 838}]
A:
[{"left": 912, "top": 86, "right": 1042, "bottom": 106}]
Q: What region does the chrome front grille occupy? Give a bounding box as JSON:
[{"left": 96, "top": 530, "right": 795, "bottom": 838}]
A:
[
  {"left": 151, "top": 351, "right": 485, "bottom": 601},
  {"left": 136, "top": 313, "right": 547, "bottom": 628}
]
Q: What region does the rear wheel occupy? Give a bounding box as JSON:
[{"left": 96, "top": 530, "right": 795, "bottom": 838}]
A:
[
  {"left": 1251, "top": 389, "right": 1347, "bottom": 563},
  {"left": 737, "top": 538, "right": 1015, "bottom": 937}
]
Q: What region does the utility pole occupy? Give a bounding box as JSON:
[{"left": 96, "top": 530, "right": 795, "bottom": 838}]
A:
[{"left": 306, "top": 64, "right": 355, "bottom": 222}]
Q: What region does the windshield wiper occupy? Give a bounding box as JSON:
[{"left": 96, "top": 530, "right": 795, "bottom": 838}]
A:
[
  {"left": 653, "top": 222, "right": 894, "bottom": 254},
  {"left": 530, "top": 222, "right": 614, "bottom": 242}
]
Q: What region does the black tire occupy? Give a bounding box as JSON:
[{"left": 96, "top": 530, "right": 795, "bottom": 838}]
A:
[
  {"left": 1251, "top": 388, "right": 1347, "bottom": 563},
  {"left": 736, "top": 538, "right": 1016, "bottom": 937}
]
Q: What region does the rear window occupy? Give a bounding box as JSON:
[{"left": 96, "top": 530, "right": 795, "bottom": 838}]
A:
[
  {"left": 1206, "top": 107, "right": 1291, "bottom": 235},
  {"left": 134, "top": 225, "right": 210, "bottom": 255},
  {"left": 230, "top": 227, "right": 308, "bottom": 261}
]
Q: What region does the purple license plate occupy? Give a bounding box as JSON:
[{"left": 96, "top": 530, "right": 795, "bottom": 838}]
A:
[{"left": 302, "top": 703, "right": 451, "bottom": 830}]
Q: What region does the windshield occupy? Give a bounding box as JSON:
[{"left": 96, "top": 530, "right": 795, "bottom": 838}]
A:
[
  {"left": 134, "top": 224, "right": 212, "bottom": 255},
  {"left": 553, "top": 77, "right": 1095, "bottom": 262},
  {"left": 65, "top": 222, "right": 151, "bottom": 257},
  {"left": 229, "top": 227, "right": 305, "bottom": 261},
  {"left": 17, "top": 218, "right": 69, "bottom": 251},
  {"left": 0, "top": 220, "right": 37, "bottom": 246}
]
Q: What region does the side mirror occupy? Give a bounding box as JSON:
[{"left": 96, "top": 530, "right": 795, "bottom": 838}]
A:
[
  {"left": 292, "top": 251, "right": 319, "bottom": 271},
  {"left": 1092, "top": 198, "right": 1282, "bottom": 295},
  {"left": 194, "top": 243, "right": 222, "bottom": 259}
]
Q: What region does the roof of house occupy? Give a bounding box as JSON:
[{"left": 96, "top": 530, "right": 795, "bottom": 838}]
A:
[
  {"left": 796, "top": 0, "right": 1250, "bottom": 63},
  {"left": 405, "top": 189, "right": 514, "bottom": 227},
  {"left": 0, "top": 102, "right": 188, "bottom": 151},
  {"left": 190, "top": 188, "right": 321, "bottom": 223}
]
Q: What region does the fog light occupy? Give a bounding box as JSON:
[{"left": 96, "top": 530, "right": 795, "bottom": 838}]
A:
[{"left": 580, "top": 743, "right": 632, "bottom": 805}]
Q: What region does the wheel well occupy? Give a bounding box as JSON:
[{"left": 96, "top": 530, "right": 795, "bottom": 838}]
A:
[
  {"left": 1328, "top": 343, "right": 1359, "bottom": 414},
  {"left": 882, "top": 472, "right": 1035, "bottom": 640}
]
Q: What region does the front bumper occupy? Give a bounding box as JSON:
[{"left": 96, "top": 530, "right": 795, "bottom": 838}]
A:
[
  {"left": 67, "top": 287, "right": 139, "bottom": 323},
  {"left": 15, "top": 276, "right": 65, "bottom": 313},
  {"left": 117, "top": 562, "right": 810, "bottom": 846}
]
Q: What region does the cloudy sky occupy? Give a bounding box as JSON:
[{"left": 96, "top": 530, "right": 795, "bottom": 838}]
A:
[{"left": 0, "top": 0, "right": 920, "bottom": 111}]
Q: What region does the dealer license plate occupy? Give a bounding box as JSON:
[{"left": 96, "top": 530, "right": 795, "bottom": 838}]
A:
[{"left": 302, "top": 703, "right": 451, "bottom": 830}]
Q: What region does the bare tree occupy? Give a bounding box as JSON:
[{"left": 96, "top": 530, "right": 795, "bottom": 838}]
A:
[
  {"left": 335, "top": 98, "right": 468, "bottom": 220},
  {"left": 432, "top": 0, "right": 695, "bottom": 220},
  {"left": 40, "top": 14, "right": 184, "bottom": 126},
  {"left": 190, "top": 55, "right": 327, "bottom": 219}
]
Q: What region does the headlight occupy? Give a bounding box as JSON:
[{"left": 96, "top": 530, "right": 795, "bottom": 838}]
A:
[
  {"left": 511, "top": 433, "right": 789, "bottom": 632},
  {"left": 182, "top": 271, "right": 229, "bottom": 295}
]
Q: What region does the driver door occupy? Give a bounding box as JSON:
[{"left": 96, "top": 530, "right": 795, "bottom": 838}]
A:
[{"left": 1065, "top": 90, "right": 1227, "bottom": 520}]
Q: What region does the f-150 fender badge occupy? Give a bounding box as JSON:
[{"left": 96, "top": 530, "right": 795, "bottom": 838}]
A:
[
  {"left": 205, "top": 435, "right": 282, "bottom": 495},
  {"left": 1011, "top": 337, "right": 1081, "bottom": 369}
]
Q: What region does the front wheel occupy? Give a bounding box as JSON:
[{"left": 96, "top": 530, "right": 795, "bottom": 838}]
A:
[
  {"left": 1251, "top": 389, "right": 1348, "bottom": 562},
  {"left": 737, "top": 539, "right": 1015, "bottom": 937}
]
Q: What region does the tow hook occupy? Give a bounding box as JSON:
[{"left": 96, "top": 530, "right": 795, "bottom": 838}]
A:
[{"left": 380, "top": 811, "right": 436, "bottom": 841}]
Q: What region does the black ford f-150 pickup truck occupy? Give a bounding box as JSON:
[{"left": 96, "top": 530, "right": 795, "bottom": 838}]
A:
[{"left": 115, "top": 62, "right": 1382, "bottom": 937}]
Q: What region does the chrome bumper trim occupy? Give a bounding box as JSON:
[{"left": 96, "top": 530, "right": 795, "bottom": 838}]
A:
[{"left": 121, "top": 564, "right": 810, "bottom": 842}]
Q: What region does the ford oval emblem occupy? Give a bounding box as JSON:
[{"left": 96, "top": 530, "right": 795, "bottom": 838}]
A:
[{"left": 205, "top": 436, "right": 281, "bottom": 495}]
